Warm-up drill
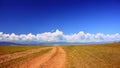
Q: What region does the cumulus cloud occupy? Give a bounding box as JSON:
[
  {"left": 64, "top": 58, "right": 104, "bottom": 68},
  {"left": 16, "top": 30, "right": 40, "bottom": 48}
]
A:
[
  {"left": 36, "top": 29, "right": 64, "bottom": 42},
  {"left": 0, "top": 29, "right": 120, "bottom": 43}
]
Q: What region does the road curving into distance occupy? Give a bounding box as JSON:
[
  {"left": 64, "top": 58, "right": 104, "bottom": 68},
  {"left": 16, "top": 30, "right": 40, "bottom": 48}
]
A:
[{"left": 0, "top": 46, "right": 66, "bottom": 68}]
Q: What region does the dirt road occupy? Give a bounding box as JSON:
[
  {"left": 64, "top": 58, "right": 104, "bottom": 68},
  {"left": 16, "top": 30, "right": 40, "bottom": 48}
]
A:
[
  {"left": 40, "top": 46, "right": 66, "bottom": 68},
  {"left": 0, "top": 46, "right": 66, "bottom": 68},
  {"left": 18, "top": 46, "right": 66, "bottom": 68},
  {"left": 0, "top": 47, "right": 53, "bottom": 64}
]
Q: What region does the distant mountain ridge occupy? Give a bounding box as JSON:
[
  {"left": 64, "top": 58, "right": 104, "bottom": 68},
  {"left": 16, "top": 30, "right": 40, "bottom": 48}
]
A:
[
  {"left": 0, "top": 42, "right": 22, "bottom": 45},
  {"left": 0, "top": 41, "right": 109, "bottom": 46}
]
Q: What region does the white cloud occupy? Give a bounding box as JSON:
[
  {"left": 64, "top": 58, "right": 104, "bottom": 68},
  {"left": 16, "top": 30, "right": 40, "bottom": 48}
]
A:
[
  {"left": 9, "top": 33, "right": 19, "bottom": 40},
  {"left": 36, "top": 29, "right": 64, "bottom": 42},
  {"left": 0, "top": 29, "right": 120, "bottom": 43}
]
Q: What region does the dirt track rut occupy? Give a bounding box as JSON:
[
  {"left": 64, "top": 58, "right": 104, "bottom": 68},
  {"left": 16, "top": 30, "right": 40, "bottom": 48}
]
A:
[
  {"left": 20, "top": 46, "right": 66, "bottom": 68},
  {"left": 1, "top": 46, "right": 66, "bottom": 68},
  {"left": 40, "top": 46, "right": 66, "bottom": 68},
  {"left": 0, "top": 47, "right": 53, "bottom": 64}
]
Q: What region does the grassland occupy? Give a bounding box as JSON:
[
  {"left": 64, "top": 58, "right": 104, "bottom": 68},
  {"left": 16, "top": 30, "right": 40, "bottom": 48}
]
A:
[
  {"left": 0, "top": 43, "right": 120, "bottom": 68},
  {"left": 62, "top": 42, "right": 120, "bottom": 68},
  {"left": 0, "top": 46, "right": 47, "bottom": 55}
]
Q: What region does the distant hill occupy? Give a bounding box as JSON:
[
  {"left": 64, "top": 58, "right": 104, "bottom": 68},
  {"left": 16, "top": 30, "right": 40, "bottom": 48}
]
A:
[
  {"left": 0, "top": 42, "right": 22, "bottom": 45},
  {"left": 0, "top": 41, "right": 117, "bottom": 45}
]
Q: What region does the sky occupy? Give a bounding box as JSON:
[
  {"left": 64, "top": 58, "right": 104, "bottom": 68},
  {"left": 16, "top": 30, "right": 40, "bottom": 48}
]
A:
[{"left": 0, "top": 0, "right": 120, "bottom": 43}]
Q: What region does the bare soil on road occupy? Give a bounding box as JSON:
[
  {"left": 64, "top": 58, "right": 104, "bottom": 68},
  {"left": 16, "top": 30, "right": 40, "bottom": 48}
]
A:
[
  {"left": 0, "top": 46, "right": 66, "bottom": 68},
  {"left": 40, "top": 46, "right": 66, "bottom": 68},
  {"left": 0, "top": 47, "right": 53, "bottom": 64}
]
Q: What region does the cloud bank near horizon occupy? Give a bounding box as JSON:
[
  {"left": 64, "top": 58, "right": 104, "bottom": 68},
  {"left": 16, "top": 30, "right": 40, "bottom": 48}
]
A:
[{"left": 0, "top": 29, "right": 120, "bottom": 43}]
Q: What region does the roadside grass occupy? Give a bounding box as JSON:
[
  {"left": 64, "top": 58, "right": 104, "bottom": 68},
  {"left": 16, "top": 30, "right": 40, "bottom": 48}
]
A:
[
  {"left": 0, "top": 46, "right": 47, "bottom": 55},
  {"left": 62, "top": 43, "right": 120, "bottom": 68},
  {"left": 0, "top": 48, "right": 52, "bottom": 68}
]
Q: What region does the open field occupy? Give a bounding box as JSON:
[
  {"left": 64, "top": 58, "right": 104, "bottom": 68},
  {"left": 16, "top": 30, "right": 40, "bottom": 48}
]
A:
[
  {"left": 0, "top": 43, "right": 120, "bottom": 68},
  {"left": 62, "top": 42, "right": 120, "bottom": 68},
  {"left": 0, "top": 46, "right": 48, "bottom": 55}
]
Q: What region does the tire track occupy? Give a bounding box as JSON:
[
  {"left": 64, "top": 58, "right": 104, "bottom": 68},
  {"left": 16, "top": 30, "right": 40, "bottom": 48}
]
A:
[
  {"left": 40, "top": 46, "right": 66, "bottom": 68},
  {"left": 0, "top": 47, "right": 53, "bottom": 64},
  {"left": 16, "top": 47, "right": 57, "bottom": 68},
  {"left": 0, "top": 46, "right": 66, "bottom": 68}
]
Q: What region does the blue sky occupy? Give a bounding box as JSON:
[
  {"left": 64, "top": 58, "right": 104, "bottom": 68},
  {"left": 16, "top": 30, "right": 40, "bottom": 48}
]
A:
[{"left": 0, "top": 0, "right": 120, "bottom": 43}]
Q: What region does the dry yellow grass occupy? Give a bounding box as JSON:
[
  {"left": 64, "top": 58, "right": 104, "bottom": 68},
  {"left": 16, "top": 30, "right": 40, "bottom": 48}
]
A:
[
  {"left": 62, "top": 42, "right": 120, "bottom": 68},
  {"left": 0, "top": 46, "right": 47, "bottom": 55}
]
